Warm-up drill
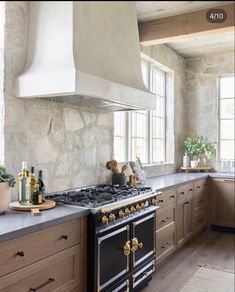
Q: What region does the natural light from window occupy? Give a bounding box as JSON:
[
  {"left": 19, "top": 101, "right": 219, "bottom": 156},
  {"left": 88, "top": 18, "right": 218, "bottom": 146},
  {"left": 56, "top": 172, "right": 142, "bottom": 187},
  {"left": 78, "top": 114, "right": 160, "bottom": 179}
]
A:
[
  {"left": 114, "top": 59, "right": 167, "bottom": 164},
  {"left": 219, "top": 75, "right": 235, "bottom": 160}
]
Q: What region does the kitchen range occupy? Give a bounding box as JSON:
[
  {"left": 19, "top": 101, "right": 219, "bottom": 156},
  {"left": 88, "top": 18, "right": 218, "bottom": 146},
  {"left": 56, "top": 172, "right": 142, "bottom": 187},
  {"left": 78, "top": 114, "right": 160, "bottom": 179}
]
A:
[{"left": 47, "top": 185, "right": 160, "bottom": 292}]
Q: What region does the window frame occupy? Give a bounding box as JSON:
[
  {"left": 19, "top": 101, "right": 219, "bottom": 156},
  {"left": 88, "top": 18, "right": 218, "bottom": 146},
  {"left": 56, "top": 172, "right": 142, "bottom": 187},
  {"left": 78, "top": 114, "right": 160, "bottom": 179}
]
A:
[
  {"left": 218, "top": 74, "right": 235, "bottom": 161},
  {"left": 113, "top": 58, "right": 167, "bottom": 165}
]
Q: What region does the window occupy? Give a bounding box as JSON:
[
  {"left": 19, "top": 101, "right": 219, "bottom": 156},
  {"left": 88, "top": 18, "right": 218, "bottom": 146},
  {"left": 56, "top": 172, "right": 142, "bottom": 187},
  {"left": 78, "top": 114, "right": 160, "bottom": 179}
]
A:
[
  {"left": 219, "top": 75, "right": 235, "bottom": 160},
  {"left": 114, "top": 58, "right": 167, "bottom": 164}
]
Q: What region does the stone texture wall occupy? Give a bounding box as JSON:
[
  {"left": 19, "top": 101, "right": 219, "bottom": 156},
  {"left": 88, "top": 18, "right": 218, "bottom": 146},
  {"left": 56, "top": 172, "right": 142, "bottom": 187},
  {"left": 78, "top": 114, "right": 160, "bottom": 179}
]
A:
[
  {"left": 185, "top": 52, "right": 235, "bottom": 169},
  {"left": 3, "top": 2, "right": 113, "bottom": 199},
  {"left": 141, "top": 45, "right": 186, "bottom": 177},
  {"left": 2, "top": 2, "right": 187, "bottom": 199},
  {"left": 0, "top": 2, "right": 4, "bottom": 165}
]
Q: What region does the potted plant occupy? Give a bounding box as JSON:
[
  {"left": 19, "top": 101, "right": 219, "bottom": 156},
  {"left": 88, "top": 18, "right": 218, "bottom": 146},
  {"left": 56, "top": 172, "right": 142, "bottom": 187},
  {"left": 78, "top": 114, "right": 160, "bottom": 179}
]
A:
[
  {"left": 184, "top": 135, "right": 215, "bottom": 167},
  {"left": 0, "top": 165, "right": 16, "bottom": 213}
]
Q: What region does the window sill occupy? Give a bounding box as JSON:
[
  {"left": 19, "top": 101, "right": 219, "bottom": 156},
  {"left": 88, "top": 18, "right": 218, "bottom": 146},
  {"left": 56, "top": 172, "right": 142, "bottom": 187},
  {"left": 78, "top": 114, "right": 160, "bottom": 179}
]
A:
[{"left": 143, "top": 162, "right": 175, "bottom": 169}]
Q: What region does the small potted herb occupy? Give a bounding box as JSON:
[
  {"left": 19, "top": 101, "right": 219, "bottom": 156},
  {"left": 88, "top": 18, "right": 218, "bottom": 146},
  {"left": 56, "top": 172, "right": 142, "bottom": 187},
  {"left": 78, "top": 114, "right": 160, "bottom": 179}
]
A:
[
  {"left": 0, "top": 165, "right": 16, "bottom": 213},
  {"left": 184, "top": 135, "right": 215, "bottom": 167}
]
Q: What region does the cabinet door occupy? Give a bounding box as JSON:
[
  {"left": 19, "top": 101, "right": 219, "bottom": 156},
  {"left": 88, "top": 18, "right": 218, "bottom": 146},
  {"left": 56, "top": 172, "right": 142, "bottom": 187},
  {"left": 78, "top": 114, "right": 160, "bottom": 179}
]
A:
[
  {"left": 177, "top": 199, "right": 185, "bottom": 247},
  {"left": 211, "top": 179, "right": 235, "bottom": 228},
  {"left": 184, "top": 195, "right": 193, "bottom": 240}
]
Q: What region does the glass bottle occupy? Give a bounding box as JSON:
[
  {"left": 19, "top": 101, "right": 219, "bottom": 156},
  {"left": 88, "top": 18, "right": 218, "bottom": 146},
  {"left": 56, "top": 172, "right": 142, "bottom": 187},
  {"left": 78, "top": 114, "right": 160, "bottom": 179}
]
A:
[
  {"left": 18, "top": 161, "right": 30, "bottom": 205},
  {"left": 29, "top": 166, "right": 36, "bottom": 203}
]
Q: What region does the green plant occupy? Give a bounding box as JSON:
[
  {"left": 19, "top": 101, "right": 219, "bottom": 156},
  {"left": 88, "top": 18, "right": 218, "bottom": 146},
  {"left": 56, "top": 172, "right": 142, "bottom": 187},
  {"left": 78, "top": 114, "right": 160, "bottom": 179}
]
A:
[
  {"left": 184, "top": 135, "right": 215, "bottom": 161},
  {"left": 0, "top": 165, "right": 16, "bottom": 187}
]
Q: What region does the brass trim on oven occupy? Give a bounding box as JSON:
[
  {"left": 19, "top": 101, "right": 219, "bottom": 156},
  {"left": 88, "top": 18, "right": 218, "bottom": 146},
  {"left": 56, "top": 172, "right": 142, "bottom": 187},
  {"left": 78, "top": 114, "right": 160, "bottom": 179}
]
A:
[
  {"left": 97, "top": 225, "right": 130, "bottom": 291},
  {"left": 97, "top": 192, "right": 159, "bottom": 213},
  {"left": 132, "top": 213, "right": 156, "bottom": 267},
  {"left": 132, "top": 260, "right": 155, "bottom": 288}
]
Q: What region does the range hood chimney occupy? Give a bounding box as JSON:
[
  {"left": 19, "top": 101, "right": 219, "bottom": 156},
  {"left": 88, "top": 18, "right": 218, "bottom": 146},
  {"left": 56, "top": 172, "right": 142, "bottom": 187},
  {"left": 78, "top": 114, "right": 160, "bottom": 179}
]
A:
[{"left": 16, "top": 1, "right": 156, "bottom": 111}]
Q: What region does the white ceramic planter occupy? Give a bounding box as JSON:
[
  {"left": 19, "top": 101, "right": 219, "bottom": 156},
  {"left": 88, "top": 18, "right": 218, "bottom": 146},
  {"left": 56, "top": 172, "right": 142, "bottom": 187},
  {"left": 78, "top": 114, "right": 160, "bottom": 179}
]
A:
[
  {"left": 0, "top": 182, "right": 11, "bottom": 213},
  {"left": 190, "top": 160, "right": 198, "bottom": 168}
]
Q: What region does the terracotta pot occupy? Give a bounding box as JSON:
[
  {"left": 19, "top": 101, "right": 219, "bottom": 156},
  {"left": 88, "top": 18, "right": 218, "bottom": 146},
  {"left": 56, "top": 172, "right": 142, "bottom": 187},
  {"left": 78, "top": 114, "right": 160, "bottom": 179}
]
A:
[{"left": 0, "top": 182, "right": 11, "bottom": 213}]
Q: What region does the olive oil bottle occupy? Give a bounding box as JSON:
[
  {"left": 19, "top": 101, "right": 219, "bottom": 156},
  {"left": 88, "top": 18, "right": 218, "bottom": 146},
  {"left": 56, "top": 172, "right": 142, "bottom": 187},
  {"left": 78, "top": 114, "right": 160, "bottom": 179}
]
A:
[{"left": 29, "top": 166, "right": 36, "bottom": 203}]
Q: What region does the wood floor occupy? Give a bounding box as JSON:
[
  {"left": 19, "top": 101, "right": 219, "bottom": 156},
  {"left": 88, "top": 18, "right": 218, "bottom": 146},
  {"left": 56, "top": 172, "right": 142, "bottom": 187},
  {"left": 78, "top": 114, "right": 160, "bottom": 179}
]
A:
[{"left": 143, "top": 230, "right": 235, "bottom": 292}]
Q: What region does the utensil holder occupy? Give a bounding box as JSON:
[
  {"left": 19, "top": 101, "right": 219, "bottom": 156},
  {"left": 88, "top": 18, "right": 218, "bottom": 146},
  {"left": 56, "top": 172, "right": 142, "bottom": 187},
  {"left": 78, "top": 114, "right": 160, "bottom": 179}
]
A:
[{"left": 112, "top": 173, "right": 126, "bottom": 186}]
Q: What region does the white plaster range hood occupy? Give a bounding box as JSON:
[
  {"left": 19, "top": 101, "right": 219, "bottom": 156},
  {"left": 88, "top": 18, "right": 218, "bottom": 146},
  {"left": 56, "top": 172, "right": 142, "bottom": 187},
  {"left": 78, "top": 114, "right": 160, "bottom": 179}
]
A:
[{"left": 16, "top": 1, "right": 156, "bottom": 111}]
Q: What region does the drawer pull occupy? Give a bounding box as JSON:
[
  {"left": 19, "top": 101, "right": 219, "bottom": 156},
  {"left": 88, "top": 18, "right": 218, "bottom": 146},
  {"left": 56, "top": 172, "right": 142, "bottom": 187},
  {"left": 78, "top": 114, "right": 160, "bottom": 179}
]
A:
[
  {"left": 17, "top": 251, "right": 25, "bottom": 257},
  {"left": 170, "top": 195, "right": 175, "bottom": 198},
  {"left": 196, "top": 186, "right": 201, "bottom": 189},
  {"left": 161, "top": 217, "right": 169, "bottom": 223},
  {"left": 180, "top": 192, "right": 185, "bottom": 194},
  {"left": 30, "top": 277, "right": 55, "bottom": 291},
  {"left": 158, "top": 200, "right": 164, "bottom": 203},
  {"left": 61, "top": 234, "right": 69, "bottom": 240},
  {"left": 184, "top": 201, "right": 190, "bottom": 205},
  {"left": 189, "top": 189, "right": 193, "bottom": 192}
]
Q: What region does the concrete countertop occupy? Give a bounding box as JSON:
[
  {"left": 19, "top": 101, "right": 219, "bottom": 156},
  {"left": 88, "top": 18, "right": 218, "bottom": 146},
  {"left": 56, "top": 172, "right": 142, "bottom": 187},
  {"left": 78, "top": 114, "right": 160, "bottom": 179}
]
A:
[
  {"left": 146, "top": 172, "right": 234, "bottom": 192},
  {"left": 0, "top": 204, "right": 89, "bottom": 244},
  {"left": 0, "top": 172, "right": 233, "bottom": 244}
]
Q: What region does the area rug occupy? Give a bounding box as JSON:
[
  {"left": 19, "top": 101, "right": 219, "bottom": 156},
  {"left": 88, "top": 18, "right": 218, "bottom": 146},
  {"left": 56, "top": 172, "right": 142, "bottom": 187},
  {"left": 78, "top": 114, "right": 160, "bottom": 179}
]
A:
[{"left": 180, "top": 266, "right": 235, "bottom": 292}]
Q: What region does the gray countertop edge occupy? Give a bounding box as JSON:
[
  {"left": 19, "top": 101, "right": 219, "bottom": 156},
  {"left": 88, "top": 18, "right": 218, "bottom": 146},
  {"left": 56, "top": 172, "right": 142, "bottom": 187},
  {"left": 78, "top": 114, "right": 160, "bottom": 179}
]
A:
[
  {"left": 0, "top": 207, "right": 89, "bottom": 244},
  {"left": 146, "top": 173, "right": 234, "bottom": 192},
  {"left": 157, "top": 175, "right": 209, "bottom": 192}
]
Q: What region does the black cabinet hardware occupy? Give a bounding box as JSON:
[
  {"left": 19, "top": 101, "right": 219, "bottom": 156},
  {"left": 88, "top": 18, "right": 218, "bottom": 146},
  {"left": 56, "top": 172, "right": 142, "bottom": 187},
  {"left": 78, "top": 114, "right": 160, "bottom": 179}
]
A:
[
  {"left": 61, "top": 234, "right": 68, "bottom": 240},
  {"left": 170, "top": 195, "right": 175, "bottom": 198},
  {"left": 30, "top": 277, "right": 55, "bottom": 291},
  {"left": 17, "top": 251, "right": 24, "bottom": 257}
]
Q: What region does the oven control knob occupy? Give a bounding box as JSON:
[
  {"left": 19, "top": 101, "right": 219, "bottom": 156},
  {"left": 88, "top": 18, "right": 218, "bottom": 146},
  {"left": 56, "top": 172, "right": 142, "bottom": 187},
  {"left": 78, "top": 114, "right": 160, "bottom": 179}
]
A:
[
  {"left": 130, "top": 206, "right": 136, "bottom": 213},
  {"left": 136, "top": 204, "right": 141, "bottom": 211},
  {"left": 119, "top": 210, "right": 125, "bottom": 218},
  {"left": 109, "top": 213, "right": 116, "bottom": 222},
  {"left": 152, "top": 198, "right": 157, "bottom": 206},
  {"left": 141, "top": 202, "right": 145, "bottom": 209},
  {"left": 101, "top": 216, "right": 109, "bottom": 225},
  {"left": 125, "top": 208, "right": 130, "bottom": 216}
]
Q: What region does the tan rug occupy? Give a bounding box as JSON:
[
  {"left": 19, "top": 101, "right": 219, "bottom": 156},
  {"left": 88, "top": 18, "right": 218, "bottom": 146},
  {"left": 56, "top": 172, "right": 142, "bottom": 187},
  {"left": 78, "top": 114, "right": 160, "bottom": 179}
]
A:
[{"left": 180, "top": 267, "right": 235, "bottom": 292}]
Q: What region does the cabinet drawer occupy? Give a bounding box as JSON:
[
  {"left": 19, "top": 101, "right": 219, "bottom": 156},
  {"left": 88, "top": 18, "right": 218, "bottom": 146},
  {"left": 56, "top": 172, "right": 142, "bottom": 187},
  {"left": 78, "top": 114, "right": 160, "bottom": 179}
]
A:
[
  {"left": 156, "top": 189, "right": 176, "bottom": 208},
  {"left": 156, "top": 222, "right": 176, "bottom": 259},
  {"left": 193, "top": 209, "right": 207, "bottom": 230},
  {"left": 0, "top": 218, "right": 81, "bottom": 278},
  {"left": 177, "top": 183, "right": 194, "bottom": 201},
  {"left": 0, "top": 245, "right": 79, "bottom": 292},
  {"left": 194, "top": 192, "right": 207, "bottom": 211},
  {"left": 156, "top": 204, "right": 176, "bottom": 231},
  {"left": 194, "top": 179, "right": 208, "bottom": 190}
]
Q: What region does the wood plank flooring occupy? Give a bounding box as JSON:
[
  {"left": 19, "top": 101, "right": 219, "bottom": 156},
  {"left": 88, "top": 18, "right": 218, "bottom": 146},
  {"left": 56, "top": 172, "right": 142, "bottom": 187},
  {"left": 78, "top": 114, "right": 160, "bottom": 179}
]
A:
[{"left": 143, "top": 231, "right": 235, "bottom": 292}]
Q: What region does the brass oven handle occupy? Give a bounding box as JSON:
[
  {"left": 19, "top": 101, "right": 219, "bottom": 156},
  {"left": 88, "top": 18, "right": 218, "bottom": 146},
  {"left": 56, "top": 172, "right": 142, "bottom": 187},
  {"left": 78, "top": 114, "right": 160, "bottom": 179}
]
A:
[
  {"left": 123, "top": 241, "right": 131, "bottom": 256},
  {"left": 132, "top": 237, "right": 144, "bottom": 252}
]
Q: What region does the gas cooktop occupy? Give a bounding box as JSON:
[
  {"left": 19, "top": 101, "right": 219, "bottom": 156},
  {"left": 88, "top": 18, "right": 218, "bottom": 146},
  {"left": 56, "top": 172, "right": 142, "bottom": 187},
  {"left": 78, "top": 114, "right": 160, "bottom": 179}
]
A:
[{"left": 46, "top": 184, "right": 153, "bottom": 208}]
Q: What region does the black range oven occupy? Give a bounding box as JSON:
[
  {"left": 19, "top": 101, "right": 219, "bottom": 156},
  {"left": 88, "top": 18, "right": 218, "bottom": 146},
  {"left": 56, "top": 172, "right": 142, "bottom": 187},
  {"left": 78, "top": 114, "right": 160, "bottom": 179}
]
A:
[
  {"left": 88, "top": 202, "right": 158, "bottom": 292},
  {"left": 47, "top": 185, "right": 160, "bottom": 292}
]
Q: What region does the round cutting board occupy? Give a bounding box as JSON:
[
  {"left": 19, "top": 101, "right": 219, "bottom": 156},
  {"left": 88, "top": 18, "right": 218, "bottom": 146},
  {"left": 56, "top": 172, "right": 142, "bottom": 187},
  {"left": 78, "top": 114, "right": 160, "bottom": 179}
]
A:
[{"left": 9, "top": 200, "right": 56, "bottom": 211}]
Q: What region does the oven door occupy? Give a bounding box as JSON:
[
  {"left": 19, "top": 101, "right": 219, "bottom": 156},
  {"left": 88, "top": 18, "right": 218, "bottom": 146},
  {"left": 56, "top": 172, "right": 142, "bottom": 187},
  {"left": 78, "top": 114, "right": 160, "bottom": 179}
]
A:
[
  {"left": 97, "top": 225, "right": 130, "bottom": 291},
  {"left": 131, "top": 212, "right": 155, "bottom": 268}
]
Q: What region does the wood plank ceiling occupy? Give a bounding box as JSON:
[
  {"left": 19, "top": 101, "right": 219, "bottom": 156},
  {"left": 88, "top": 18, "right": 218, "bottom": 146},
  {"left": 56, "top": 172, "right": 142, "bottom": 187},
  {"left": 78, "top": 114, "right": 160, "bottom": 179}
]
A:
[{"left": 136, "top": 1, "right": 235, "bottom": 58}]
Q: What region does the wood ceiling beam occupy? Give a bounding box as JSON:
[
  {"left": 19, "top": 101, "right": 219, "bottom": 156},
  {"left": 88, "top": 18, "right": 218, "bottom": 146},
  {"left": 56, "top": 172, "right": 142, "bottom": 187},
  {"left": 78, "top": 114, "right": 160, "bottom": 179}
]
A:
[{"left": 138, "top": 3, "right": 235, "bottom": 46}]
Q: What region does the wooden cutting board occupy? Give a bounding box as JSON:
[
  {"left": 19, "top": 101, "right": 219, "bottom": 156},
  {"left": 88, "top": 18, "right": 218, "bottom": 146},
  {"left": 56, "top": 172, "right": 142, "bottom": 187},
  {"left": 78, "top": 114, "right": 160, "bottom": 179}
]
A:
[{"left": 9, "top": 200, "right": 56, "bottom": 212}]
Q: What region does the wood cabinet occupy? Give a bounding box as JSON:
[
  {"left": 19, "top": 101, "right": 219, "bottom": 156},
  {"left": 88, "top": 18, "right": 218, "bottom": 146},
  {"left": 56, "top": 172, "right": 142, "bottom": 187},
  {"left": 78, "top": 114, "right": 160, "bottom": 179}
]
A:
[
  {"left": 176, "top": 183, "right": 194, "bottom": 246},
  {"left": 156, "top": 190, "right": 177, "bottom": 263},
  {"left": 0, "top": 217, "right": 87, "bottom": 292},
  {"left": 211, "top": 179, "right": 235, "bottom": 228}
]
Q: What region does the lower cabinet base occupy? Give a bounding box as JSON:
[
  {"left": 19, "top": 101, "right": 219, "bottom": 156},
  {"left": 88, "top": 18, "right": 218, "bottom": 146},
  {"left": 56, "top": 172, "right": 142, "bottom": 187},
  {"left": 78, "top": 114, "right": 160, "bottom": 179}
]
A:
[{"left": 211, "top": 225, "right": 235, "bottom": 233}]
